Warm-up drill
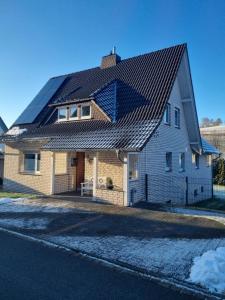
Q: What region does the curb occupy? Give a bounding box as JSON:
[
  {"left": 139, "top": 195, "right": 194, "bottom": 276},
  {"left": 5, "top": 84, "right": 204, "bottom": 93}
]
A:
[{"left": 0, "top": 226, "right": 224, "bottom": 300}]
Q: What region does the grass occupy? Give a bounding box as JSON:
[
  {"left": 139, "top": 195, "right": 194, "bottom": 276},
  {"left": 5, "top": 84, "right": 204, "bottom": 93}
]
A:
[
  {"left": 190, "top": 198, "right": 225, "bottom": 213},
  {"left": 0, "top": 191, "right": 37, "bottom": 199}
]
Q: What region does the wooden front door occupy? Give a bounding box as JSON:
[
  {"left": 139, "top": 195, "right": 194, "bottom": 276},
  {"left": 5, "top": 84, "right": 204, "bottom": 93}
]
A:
[{"left": 76, "top": 152, "right": 85, "bottom": 191}]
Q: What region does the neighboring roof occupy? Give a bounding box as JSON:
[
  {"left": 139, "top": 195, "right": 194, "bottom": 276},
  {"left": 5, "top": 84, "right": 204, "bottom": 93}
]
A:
[
  {"left": 2, "top": 44, "right": 186, "bottom": 151},
  {"left": 201, "top": 138, "right": 220, "bottom": 155},
  {"left": 0, "top": 117, "right": 8, "bottom": 133},
  {"left": 200, "top": 126, "right": 225, "bottom": 133}
]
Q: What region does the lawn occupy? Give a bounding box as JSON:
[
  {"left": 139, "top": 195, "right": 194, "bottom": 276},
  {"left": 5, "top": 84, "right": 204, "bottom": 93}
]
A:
[
  {"left": 190, "top": 198, "right": 225, "bottom": 212},
  {"left": 0, "top": 191, "right": 37, "bottom": 199}
]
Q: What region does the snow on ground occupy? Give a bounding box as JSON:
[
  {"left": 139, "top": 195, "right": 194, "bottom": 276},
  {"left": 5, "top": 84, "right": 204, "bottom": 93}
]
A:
[
  {"left": 189, "top": 247, "right": 225, "bottom": 293},
  {"left": 49, "top": 235, "right": 225, "bottom": 281},
  {"left": 0, "top": 198, "right": 73, "bottom": 213},
  {"left": 169, "top": 207, "right": 225, "bottom": 226},
  {"left": 0, "top": 198, "right": 26, "bottom": 205},
  {"left": 0, "top": 218, "right": 49, "bottom": 229}
]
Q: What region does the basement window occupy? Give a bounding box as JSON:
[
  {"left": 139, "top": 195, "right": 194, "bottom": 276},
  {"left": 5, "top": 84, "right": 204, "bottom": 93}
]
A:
[{"left": 24, "top": 153, "right": 40, "bottom": 173}]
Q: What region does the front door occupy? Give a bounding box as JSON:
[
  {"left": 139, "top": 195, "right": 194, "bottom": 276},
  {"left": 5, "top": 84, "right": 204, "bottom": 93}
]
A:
[{"left": 76, "top": 152, "right": 85, "bottom": 191}]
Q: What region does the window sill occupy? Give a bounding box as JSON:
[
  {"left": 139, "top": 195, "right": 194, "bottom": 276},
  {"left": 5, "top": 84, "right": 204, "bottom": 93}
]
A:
[
  {"left": 129, "top": 178, "right": 139, "bottom": 182},
  {"left": 19, "top": 171, "right": 41, "bottom": 176},
  {"left": 80, "top": 116, "right": 91, "bottom": 120},
  {"left": 175, "top": 125, "right": 180, "bottom": 129},
  {"left": 165, "top": 167, "right": 172, "bottom": 172},
  {"left": 179, "top": 168, "right": 185, "bottom": 173},
  {"left": 164, "top": 122, "right": 171, "bottom": 126},
  {"left": 55, "top": 173, "right": 69, "bottom": 176}
]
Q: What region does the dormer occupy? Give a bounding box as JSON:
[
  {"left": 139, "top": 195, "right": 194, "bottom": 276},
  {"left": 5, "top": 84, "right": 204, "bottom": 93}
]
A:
[{"left": 55, "top": 98, "right": 111, "bottom": 123}]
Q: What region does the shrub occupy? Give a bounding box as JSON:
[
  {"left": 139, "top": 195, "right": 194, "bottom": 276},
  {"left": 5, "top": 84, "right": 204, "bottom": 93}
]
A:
[{"left": 213, "top": 158, "right": 225, "bottom": 185}]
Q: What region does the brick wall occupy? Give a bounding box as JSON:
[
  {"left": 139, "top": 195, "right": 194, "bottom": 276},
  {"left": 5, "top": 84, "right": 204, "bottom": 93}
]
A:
[
  {"left": 95, "top": 188, "right": 124, "bottom": 206},
  {"left": 53, "top": 152, "right": 76, "bottom": 194},
  {"left": 4, "top": 144, "right": 53, "bottom": 194},
  {"left": 98, "top": 151, "right": 123, "bottom": 189}
]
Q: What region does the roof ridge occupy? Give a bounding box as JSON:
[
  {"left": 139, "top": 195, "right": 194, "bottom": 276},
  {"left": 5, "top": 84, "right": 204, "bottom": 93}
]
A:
[{"left": 50, "top": 43, "right": 187, "bottom": 79}]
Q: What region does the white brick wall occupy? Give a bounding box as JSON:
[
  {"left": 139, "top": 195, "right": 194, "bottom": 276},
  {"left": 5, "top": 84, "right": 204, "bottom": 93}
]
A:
[{"left": 128, "top": 78, "right": 212, "bottom": 206}]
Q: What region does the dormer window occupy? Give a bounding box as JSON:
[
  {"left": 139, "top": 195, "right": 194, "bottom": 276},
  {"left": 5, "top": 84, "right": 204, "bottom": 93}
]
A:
[
  {"left": 69, "top": 105, "right": 78, "bottom": 120},
  {"left": 57, "top": 103, "right": 92, "bottom": 122},
  {"left": 58, "top": 107, "right": 67, "bottom": 121},
  {"left": 81, "top": 105, "right": 91, "bottom": 119}
]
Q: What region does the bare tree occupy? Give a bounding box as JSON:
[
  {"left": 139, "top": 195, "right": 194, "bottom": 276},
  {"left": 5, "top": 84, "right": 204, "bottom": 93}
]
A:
[{"left": 201, "top": 117, "right": 223, "bottom": 128}]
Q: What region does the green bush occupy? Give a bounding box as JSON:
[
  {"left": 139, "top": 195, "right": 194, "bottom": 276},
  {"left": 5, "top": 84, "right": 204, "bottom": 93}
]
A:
[{"left": 213, "top": 158, "right": 225, "bottom": 185}]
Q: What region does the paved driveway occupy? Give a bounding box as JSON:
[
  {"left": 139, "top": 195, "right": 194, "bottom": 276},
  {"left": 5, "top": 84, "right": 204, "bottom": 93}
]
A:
[
  {"left": 0, "top": 196, "right": 225, "bottom": 296},
  {"left": 0, "top": 196, "right": 224, "bottom": 239}
]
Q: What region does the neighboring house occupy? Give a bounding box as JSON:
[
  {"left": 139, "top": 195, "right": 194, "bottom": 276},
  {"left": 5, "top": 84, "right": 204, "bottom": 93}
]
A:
[
  {"left": 201, "top": 126, "right": 225, "bottom": 158},
  {"left": 0, "top": 117, "right": 8, "bottom": 183},
  {"left": 1, "top": 44, "right": 218, "bottom": 206}
]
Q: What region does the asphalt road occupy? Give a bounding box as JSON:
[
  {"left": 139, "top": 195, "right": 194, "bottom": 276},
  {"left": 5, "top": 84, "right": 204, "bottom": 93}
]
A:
[{"left": 0, "top": 230, "right": 200, "bottom": 300}]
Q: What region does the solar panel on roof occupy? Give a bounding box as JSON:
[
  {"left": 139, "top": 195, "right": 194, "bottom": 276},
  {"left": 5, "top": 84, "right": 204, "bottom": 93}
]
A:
[{"left": 14, "top": 76, "right": 67, "bottom": 125}]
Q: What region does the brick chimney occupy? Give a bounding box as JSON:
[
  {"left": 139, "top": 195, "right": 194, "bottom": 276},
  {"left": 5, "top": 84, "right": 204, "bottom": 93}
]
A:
[{"left": 101, "top": 47, "right": 121, "bottom": 69}]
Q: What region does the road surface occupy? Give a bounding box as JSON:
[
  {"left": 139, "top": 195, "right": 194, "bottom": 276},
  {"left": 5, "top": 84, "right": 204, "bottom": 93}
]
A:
[{"left": 0, "top": 230, "right": 200, "bottom": 300}]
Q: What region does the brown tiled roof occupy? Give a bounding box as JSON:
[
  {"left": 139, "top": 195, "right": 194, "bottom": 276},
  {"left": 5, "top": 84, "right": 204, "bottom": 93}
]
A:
[{"left": 3, "top": 44, "right": 186, "bottom": 151}]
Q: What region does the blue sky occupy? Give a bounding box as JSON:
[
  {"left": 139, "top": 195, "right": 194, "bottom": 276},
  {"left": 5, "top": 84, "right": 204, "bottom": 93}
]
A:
[{"left": 0, "top": 0, "right": 225, "bottom": 127}]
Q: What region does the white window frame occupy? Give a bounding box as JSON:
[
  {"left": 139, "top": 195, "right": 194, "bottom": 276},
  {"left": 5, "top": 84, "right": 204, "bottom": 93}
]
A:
[
  {"left": 58, "top": 106, "right": 68, "bottom": 122},
  {"left": 69, "top": 105, "right": 78, "bottom": 120},
  {"left": 128, "top": 153, "right": 139, "bottom": 181},
  {"left": 164, "top": 103, "right": 171, "bottom": 125},
  {"left": 165, "top": 152, "right": 172, "bottom": 172},
  {"left": 80, "top": 104, "right": 92, "bottom": 120},
  {"left": 23, "top": 152, "right": 40, "bottom": 174},
  {"left": 179, "top": 152, "right": 185, "bottom": 172},
  {"left": 206, "top": 155, "right": 211, "bottom": 167},
  {"left": 192, "top": 153, "right": 200, "bottom": 169},
  {"left": 175, "top": 107, "right": 180, "bottom": 128}
]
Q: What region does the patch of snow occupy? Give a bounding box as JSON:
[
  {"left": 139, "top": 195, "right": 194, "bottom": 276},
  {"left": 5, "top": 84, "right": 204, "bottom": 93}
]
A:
[
  {"left": 169, "top": 207, "right": 225, "bottom": 226},
  {"left": 0, "top": 198, "right": 26, "bottom": 205},
  {"left": 189, "top": 247, "right": 225, "bottom": 293},
  {"left": 6, "top": 126, "right": 27, "bottom": 136},
  {"left": 49, "top": 235, "right": 225, "bottom": 281},
  {"left": 0, "top": 218, "right": 49, "bottom": 229},
  {"left": 0, "top": 198, "right": 74, "bottom": 213}
]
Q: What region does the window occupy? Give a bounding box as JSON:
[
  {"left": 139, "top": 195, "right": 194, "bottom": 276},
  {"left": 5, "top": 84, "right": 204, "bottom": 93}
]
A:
[
  {"left": 58, "top": 107, "right": 67, "bottom": 121},
  {"left": 175, "top": 107, "right": 180, "bottom": 128},
  {"left": 24, "top": 153, "right": 40, "bottom": 173},
  {"left": 179, "top": 152, "right": 185, "bottom": 172},
  {"left": 206, "top": 155, "right": 211, "bottom": 167},
  {"left": 165, "top": 152, "right": 172, "bottom": 172},
  {"left": 192, "top": 153, "right": 199, "bottom": 169},
  {"left": 81, "top": 105, "right": 91, "bottom": 119},
  {"left": 69, "top": 105, "right": 78, "bottom": 120},
  {"left": 164, "top": 104, "right": 171, "bottom": 125},
  {"left": 129, "top": 154, "right": 139, "bottom": 180}
]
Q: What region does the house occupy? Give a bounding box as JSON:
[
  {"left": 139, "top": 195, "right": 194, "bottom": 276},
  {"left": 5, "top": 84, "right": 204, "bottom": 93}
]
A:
[
  {"left": 1, "top": 44, "right": 219, "bottom": 206},
  {"left": 0, "top": 117, "right": 8, "bottom": 184},
  {"left": 201, "top": 126, "right": 225, "bottom": 158}
]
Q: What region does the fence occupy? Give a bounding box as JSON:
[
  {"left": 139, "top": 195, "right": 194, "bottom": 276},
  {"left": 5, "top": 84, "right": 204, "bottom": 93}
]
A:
[
  {"left": 213, "top": 184, "right": 225, "bottom": 200},
  {"left": 145, "top": 174, "right": 213, "bottom": 205}
]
